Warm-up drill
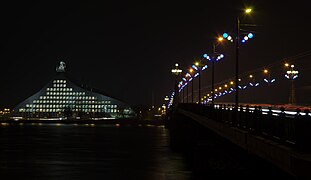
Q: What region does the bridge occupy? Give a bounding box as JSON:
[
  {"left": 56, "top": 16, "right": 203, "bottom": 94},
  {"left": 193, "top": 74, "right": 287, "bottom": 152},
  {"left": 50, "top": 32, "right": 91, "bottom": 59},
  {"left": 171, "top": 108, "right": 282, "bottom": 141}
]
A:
[
  {"left": 165, "top": 103, "right": 311, "bottom": 179},
  {"left": 165, "top": 47, "right": 311, "bottom": 178}
]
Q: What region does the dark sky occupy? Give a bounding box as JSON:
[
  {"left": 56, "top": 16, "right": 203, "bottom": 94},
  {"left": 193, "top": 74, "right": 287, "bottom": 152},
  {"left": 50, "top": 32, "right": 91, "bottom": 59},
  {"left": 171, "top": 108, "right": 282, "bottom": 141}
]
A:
[{"left": 1, "top": 0, "right": 311, "bottom": 109}]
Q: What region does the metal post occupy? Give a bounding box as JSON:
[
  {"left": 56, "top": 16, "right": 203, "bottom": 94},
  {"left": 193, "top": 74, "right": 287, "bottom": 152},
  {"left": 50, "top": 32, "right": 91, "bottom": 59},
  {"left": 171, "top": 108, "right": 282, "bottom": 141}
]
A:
[
  {"left": 212, "top": 44, "right": 216, "bottom": 107},
  {"left": 192, "top": 80, "right": 194, "bottom": 103},
  {"left": 198, "top": 67, "right": 201, "bottom": 104},
  {"left": 235, "top": 17, "right": 240, "bottom": 110},
  {"left": 182, "top": 87, "right": 185, "bottom": 103},
  {"left": 187, "top": 82, "right": 189, "bottom": 103}
]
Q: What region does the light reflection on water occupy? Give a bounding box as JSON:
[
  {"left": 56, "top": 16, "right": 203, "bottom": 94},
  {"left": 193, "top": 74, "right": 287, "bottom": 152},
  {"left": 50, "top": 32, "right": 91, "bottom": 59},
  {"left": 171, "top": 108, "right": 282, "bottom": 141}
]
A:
[{"left": 0, "top": 123, "right": 193, "bottom": 179}]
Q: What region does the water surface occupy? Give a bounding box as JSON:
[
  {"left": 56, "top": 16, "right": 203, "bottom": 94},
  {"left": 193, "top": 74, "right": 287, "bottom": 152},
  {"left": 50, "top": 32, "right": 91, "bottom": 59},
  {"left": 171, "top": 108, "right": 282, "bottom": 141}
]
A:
[{"left": 0, "top": 123, "right": 193, "bottom": 179}]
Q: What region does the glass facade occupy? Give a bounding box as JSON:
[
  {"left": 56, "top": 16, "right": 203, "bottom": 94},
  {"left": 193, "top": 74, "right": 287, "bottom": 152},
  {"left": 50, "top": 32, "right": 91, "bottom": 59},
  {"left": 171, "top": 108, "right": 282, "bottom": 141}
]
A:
[{"left": 12, "top": 71, "right": 135, "bottom": 119}]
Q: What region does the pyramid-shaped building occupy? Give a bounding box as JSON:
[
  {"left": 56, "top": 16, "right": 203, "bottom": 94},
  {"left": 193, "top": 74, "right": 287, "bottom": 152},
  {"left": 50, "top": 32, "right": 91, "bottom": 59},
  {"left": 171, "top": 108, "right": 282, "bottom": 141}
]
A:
[{"left": 11, "top": 62, "right": 136, "bottom": 120}]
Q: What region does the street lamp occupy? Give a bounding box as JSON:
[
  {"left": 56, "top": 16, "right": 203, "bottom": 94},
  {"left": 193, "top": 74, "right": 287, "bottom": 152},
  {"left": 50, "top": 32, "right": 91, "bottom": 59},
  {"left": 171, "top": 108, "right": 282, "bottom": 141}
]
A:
[
  {"left": 194, "top": 62, "right": 202, "bottom": 104},
  {"left": 203, "top": 38, "right": 225, "bottom": 107},
  {"left": 171, "top": 63, "right": 182, "bottom": 106},
  {"left": 222, "top": 8, "right": 254, "bottom": 109},
  {"left": 182, "top": 73, "right": 192, "bottom": 103},
  {"left": 284, "top": 63, "right": 299, "bottom": 104},
  {"left": 263, "top": 69, "right": 276, "bottom": 83},
  {"left": 189, "top": 68, "right": 195, "bottom": 103},
  {"left": 192, "top": 61, "right": 207, "bottom": 104}
]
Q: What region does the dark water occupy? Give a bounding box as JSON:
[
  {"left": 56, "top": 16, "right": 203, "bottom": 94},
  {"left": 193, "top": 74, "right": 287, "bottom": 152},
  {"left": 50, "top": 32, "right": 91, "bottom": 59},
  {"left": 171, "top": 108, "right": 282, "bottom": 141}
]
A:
[
  {"left": 0, "top": 122, "right": 296, "bottom": 180},
  {"left": 0, "top": 123, "right": 193, "bottom": 179}
]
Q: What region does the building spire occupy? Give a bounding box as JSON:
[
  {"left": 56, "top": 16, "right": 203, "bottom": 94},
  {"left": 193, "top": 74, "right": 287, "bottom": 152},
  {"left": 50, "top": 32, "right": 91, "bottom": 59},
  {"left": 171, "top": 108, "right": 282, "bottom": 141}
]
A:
[{"left": 56, "top": 61, "right": 66, "bottom": 72}]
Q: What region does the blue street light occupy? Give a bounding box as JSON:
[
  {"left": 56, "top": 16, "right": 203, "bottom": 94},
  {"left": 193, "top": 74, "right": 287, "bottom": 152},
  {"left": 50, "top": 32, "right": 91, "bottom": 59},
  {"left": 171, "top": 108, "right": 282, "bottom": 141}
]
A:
[{"left": 203, "top": 44, "right": 225, "bottom": 106}]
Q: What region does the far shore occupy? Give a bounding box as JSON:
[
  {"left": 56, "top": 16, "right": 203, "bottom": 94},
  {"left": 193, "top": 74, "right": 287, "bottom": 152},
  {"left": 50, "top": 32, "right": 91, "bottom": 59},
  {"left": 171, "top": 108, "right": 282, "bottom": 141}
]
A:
[{"left": 0, "top": 118, "right": 165, "bottom": 126}]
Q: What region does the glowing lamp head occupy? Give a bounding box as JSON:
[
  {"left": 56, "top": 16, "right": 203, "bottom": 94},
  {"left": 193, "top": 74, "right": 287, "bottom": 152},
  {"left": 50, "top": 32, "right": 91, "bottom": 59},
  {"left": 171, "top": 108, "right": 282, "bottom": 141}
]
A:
[
  {"left": 249, "top": 74, "right": 253, "bottom": 78},
  {"left": 284, "top": 63, "right": 289, "bottom": 67},
  {"left": 195, "top": 62, "right": 199, "bottom": 66},
  {"left": 247, "top": 33, "right": 254, "bottom": 39},
  {"left": 223, "top": 33, "right": 229, "bottom": 39},
  {"left": 291, "top": 64, "right": 295, "bottom": 68},
  {"left": 189, "top": 68, "right": 194, "bottom": 73},
  {"left": 245, "top": 8, "right": 252, "bottom": 14},
  {"left": 218, "top": 37, "right": 224, "bottom": 42},
  {"left": 264, "top": 69, "right": 268, "bottom": 74}
]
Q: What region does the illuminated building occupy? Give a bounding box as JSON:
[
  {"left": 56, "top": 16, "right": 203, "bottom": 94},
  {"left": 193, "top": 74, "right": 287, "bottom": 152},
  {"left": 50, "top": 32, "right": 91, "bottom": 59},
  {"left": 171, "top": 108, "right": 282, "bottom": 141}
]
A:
[{"left": 11, "top": 62, "right": 136, "bottom": 119}]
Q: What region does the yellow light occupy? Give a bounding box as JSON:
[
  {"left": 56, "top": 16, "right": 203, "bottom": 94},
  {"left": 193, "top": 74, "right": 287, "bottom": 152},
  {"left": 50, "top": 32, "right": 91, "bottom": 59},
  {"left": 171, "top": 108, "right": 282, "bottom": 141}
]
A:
[
  {"left": 189, "top": 68, "right": 194, "bottom": 73},
  {"left": 249, "top": 75, "right": 253, "bottom": 78},
  {"left": 219, "top": 87, "right": 222, "bottom": 90},
  {"left": 224, "top": 84, "right": 228, "bottom": 88},
  {"left": 215, "top": 89, "right": 218, "bottom": 92},
  {"left": 238, "top": 78, "right": 241, "bottom": 82},
  {"left": 218, "top": 37, "right": 224, "bottom": 42},
  {"left": 195, "top": 62, "right": 199, "bottom": 66},
  {"left": 245, "top": 8, "right": 252, "bottom": 14},
  {"left": 264, "top": 69, "right": 268, "bottom": 74},
  {"left": 230, "top": 81, "right": 234, "bottom": 85},
  {"left": 284, "top": 63, "right": 289, "bottom": 67},
  {"left": 207, "top": 94, "right": 210, "bottom": 96}
]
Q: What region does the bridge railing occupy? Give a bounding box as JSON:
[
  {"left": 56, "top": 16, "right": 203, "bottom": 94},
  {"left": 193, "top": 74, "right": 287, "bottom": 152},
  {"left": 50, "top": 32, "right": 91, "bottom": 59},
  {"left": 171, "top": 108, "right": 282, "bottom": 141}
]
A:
[{"left": 177, "top": 103, "right": 311, "bottom": 152}]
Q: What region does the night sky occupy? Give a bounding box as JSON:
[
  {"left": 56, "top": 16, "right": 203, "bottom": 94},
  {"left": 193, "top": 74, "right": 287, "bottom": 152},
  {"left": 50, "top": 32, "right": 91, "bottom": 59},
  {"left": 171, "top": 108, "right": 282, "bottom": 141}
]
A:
[{"left": 1, "top": 0, "right": 311, "bottom": 109}]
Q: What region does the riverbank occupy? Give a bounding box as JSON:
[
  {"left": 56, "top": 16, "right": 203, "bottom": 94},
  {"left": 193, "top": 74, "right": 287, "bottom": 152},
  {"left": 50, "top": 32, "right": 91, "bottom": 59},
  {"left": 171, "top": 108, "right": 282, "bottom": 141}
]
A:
[{"left": 0, "top": 118, "right": 165, "bottom": 126}]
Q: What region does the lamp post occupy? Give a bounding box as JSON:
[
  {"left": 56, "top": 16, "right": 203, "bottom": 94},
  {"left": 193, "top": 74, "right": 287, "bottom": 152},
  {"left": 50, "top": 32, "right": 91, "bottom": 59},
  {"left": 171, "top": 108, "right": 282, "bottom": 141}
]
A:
[
  {"left": 235, "top": 16, "right": 240, "bottom": 110},
  {"left": 171, "top": 63, "right": 182, "bottom": 106},
  {"left": 222, "top": 8, "right": 253, "bottom": 109},
  {"left": 203, "top": 39, "right": 224, "bottom": 107},
  {"left": 193, "top": 62, "right": 204, "bottom": 104},
  {"left": 196, "top": 62, "right": 201, "bottom": 104},
  {"left": 189, "top": 68, "right": 194, "bottom": 103},
  {"left": 184, "top": 73, "right": 192, "bottom": 103},
  {"left": 285, "top": 63, "right": 299, "bottom": 104}
]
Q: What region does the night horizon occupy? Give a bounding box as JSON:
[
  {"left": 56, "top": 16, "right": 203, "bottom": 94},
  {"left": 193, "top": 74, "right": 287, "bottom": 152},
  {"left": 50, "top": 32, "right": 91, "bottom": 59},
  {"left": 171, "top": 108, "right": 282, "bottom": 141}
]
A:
[
  {"left": 2, "top": 1, "right": 311, "bottom": 178},
  {"left": 1, "top": 0, "right": 311, "bottom": 109}
]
